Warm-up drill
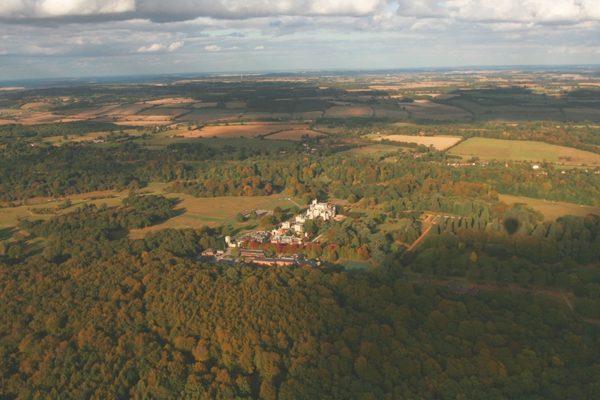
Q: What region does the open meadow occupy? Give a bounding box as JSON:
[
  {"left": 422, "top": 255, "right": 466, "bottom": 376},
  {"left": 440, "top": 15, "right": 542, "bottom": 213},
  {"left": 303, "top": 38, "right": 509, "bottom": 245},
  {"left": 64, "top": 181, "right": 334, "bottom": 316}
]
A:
[
  {"left": 499, "top": 194, "right": 600, "bottom": 221},
  {"left": 0, "top": 182, "right": 299, "bottom": 240},
  {"left": 192, "top": 102, "right": 219, "bottom": 108},
  {"left": 141, "top": 97, "right": 195, "bottom": 105},
  {"left": 176, "top": 109, "right": 245, "bottom": 122},
  {"left": 373, "top": 134, "right": 462, "bottom": 151},
  {"left": 448, "top": 137, "right": 600, "bottom": 165},
  {"left": 183, "top": 123, "right": 309, "bottom": 138},
  {"left": 325, "top": 106, "right": 374, "bottom": 118},
  {"left": 292, "top": 111, "right": 324, "bottom": 119},
  {"left": 373, "top": 108, "right": 410, "bottom": 119},
  {"left": 0, "top": 188, "right": 132, "bottom": 228},
  {"left": 138, "top": 108, "right": 190, "bottom": 117},
  {"left": 339, "top": 144, "right": 404, "bottom": 157},
  {"left": 20, "top": 102, "right": 52, "bottom": 111},
  {"left": 401, "top": 100, "right": 471, "bottom": 120},
  {"left": 128, "top": 194, "right": 297, "bottom": 238},
  {"left": 265, "top": 129, "right": 325, "bottom": 140}
]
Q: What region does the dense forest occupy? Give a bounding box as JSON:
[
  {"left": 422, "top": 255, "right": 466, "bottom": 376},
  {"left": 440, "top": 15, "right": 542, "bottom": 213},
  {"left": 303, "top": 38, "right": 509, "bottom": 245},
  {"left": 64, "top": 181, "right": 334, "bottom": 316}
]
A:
[{"left": 2, "top": 234, "right": 600, "bottom": 399}]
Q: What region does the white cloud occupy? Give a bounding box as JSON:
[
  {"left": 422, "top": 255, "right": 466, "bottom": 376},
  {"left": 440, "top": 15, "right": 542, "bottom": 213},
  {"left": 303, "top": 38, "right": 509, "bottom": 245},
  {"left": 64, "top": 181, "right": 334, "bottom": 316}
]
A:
[
  {"left": 0, "top": 0, "right": 135, "bottom": 18},
  {"left": 397, "top": 0, "right": 600, "bottom": 24},
  {"left": 137, "top": 43, "right": 165, "bottom": 52},
  {"left": 1, "top": 0, "right": 385, "bottom": 21},
  {"left": 254, "top": 45, "right": 264, "bottom": 50},
  {"left": 168, "top": 41, "right": 184, "bottom": 51},
  {"left": 205, "top": 45, "right": 221, "bottom": 51}
]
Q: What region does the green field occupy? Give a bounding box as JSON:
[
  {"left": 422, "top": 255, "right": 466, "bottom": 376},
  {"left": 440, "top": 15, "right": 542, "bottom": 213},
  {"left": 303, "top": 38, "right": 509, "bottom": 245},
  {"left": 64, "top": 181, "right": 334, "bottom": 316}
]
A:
[
  {"left": 499, "top": 194, "right": 600, "bottom": 221},
  {"left": 448, "top": 137, "right": 600, "bottom": 166}
]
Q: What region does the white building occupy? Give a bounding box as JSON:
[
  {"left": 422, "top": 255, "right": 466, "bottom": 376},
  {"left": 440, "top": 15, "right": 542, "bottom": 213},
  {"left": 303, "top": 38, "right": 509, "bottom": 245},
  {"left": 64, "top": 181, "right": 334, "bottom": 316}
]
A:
[{"left": 304, "top": 199, "right": 336, "bottom": 221}]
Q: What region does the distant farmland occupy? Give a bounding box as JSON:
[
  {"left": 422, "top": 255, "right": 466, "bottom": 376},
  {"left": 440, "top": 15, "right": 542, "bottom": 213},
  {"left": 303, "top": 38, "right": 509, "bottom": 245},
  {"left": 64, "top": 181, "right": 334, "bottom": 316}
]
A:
[
  {"left": 373, "top": 135, "right": 462, "bottom": 151},
  {"left": 448, "top": 137, "right": 600, "bottom": 165}
]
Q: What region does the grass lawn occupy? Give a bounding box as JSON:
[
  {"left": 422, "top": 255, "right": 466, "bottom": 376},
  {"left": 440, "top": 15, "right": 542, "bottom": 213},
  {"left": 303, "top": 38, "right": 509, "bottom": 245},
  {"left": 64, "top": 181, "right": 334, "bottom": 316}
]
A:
[
  {"left": 448, "top": 138, "right": 600, "bottom": 166},
  {"left": 344, "top": 261, "right": 370, "bottom": 273}
]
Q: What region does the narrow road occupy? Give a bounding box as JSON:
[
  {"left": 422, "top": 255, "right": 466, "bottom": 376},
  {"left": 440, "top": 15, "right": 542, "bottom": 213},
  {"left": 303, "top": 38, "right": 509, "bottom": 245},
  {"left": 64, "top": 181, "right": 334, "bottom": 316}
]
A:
[
  {"left": 283, "top": 196, "right": 302, "bottom": 208},
  {"left": 563, "top": 294, "right": 575, "bottom": 313},
  {"left": 405, "top": 225, "right": 432, "bottom": 253}
]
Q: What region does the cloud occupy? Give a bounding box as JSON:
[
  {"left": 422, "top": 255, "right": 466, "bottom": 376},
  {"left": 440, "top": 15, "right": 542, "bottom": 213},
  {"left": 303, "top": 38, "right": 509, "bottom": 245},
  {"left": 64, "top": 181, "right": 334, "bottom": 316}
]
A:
[
  {"left": 168, "top": 41, "right": 184, "bottom": 51},
  {"left": 397, "top": 0, "right": 600, "bottom": 24},
  {"left": 137, "top": 43, "right": 165, "bottom": 52},
  {"left": 1, "top": 0, "right": 600, "bottom": 79},
  {"left": 1, "top": 0, "right": 135, "bottom": 19},
  {"left": 1, "top": 0, "right": 386, "bottom": 22}
]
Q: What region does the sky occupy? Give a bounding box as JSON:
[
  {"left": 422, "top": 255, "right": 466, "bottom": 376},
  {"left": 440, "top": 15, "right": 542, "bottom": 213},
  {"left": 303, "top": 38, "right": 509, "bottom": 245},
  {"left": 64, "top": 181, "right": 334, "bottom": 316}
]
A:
[{"left": 1, "top": 0, "right": 599, "bottom": 79}]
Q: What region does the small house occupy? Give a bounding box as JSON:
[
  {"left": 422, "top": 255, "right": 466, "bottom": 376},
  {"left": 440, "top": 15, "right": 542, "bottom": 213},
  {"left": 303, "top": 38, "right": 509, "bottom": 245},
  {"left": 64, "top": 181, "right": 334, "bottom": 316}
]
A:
[{"left": 201, "top": 248, "right": 216, "bottom": 257}]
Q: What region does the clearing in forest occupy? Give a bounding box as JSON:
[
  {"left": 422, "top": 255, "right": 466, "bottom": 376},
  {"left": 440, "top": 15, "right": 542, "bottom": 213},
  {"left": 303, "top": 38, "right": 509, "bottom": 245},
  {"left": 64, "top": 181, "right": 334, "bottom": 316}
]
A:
[
  {"left": 448, "top": 137, "right": 600, "bottom": 165},
  {"left": 374, "top": 135, "right": 462, "bottom": 151}
]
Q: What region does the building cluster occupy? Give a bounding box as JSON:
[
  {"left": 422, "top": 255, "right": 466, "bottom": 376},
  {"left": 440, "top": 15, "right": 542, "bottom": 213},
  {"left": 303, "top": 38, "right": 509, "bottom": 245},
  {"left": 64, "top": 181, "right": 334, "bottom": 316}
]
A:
[
  {"left": 226, "top": 200, "right": 337, "bottom": 249},
  {"left": 270, "top": 235, "right": 303, "bottom": 245},
  {"left": 226, "top": 231, "right": 270, "bottom": 247},
  {"left": 218, "top": 200, "right": 337, "bottom": 268},
  {"left": 295, "top": 199, "right": 336, "bottom": 224}
]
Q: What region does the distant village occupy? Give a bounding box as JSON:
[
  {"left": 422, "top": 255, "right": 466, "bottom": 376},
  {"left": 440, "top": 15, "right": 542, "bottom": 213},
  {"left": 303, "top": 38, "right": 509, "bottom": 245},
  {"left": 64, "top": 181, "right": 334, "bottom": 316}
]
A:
[{"left": 199, "top": 200, "right": 344, "bottom": 268}]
